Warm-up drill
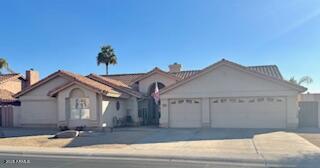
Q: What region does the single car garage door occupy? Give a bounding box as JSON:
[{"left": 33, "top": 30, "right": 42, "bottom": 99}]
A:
[
  {"left": 169, "top": 99, "right": 201, "bottom": 128},
  {"left": 210, "top": 97, "right": 286, "bottom": 128}
]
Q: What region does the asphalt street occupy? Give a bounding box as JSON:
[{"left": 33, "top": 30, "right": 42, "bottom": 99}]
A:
[{"left": 0, "top": 153, "right": 265, "bottom": 168}]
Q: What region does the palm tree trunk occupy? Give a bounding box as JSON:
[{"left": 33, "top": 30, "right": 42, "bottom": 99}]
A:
[{"left": 105, "top": 64, "right": 109, "bottom": 75}]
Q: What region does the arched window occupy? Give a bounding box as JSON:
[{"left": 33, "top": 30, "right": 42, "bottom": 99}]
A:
[
  {"left": 148, "top": 82, "right": 165, "bottom": 96},
  {"left": 70, "top": 88, "right": 85, "bottom": 98}
]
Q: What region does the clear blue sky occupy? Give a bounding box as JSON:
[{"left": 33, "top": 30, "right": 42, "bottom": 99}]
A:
[{"left": 1, "top": 0, "right": 320, "bottom": 92}]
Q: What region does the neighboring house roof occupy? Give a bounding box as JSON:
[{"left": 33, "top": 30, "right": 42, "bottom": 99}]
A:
[
  {"left": 0, "top": 89, "right": 20, "bottom": 105},
  {"left": 160, "top": 59, "right": 307, "bottom": 94},
  {"left": 87, "top": 74, "right": 144, "bottom": 98},
  {"left": 15, "top": 70, "right": 129, "bottom": 98},
  {"left": 0, "top": 89, "right": 16, "bottom": 102},
  {"left": 104, "top": 63, "right": 284, "bottom": 86},
  {"left": 0, "top": 73, "right": 22, "bottom": 84}
]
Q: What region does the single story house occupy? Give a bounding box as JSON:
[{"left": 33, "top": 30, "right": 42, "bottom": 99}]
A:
[{"left": 14, "top": 59, "right": 307, "bottom": 129}]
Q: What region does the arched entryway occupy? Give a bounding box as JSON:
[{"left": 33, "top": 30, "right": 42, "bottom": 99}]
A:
[
  {"left": 67, "top": 88, "right": 90, "bottom": 128},
  {"left": 140, "top": 82, "right": 165, "bottom": 126},
  {"left": 148, "top": 82, "right": 165, "bottom": 97}
]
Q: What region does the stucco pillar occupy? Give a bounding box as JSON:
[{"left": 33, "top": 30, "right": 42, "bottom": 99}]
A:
[
  {"left": 201, "top": 98, "right": 210, "bottom": 127},
  {"left": 131, "top": 97, "right": 139, "bottom": 124},
  {"left": 97, "top": 94, "right": 103, "bottom": 126},
  {"left": 159, "top": 98, "right": 169, "bottom": 127},
  {"left": 57, "top": 93, "right": 66, "bottom": 122},
  {"left": 286, "top": 96, "right": 299, "bottom": 128}
]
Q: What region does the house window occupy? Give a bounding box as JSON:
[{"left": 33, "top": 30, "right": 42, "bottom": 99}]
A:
[
  {"left": 257, "top": 97, "right": 264, "bottom": 102},
  {"left": 213, "top": 99, "right": 219, "bottom": 103},
  {"left": 171, "top": 101, "right": 176, "bottom": 104},
  {"left": 186, "top": 99, "right": 192, "bottom": 104},
  {"left": 178, "top": 100, "right": 184, "bottom": 104},
  {"left": 267, "top": 97, "right": 274, "bottom": 102},
  {"left": 248, "top": 98, "right": 255, "bottom": 103},
  {"left": 220, "top": 98, "right": 227, "bottom": 103},
  {"left": 229, "top": 98, "right": 236, "bottom": 103},
  {"left": 276, "top": 98, "right": 283, "bottom": 102},
  {"left": 70, "top": 98, "right": 90, "bottom": 120},
  {"left": 238, "top": 99, "right": 245, "bottom": 103},
  {"left": 193, "top": 100, "right": 200, "bottom": 104},
  {"left": 116, "top": 101, "right": 120, "bottom": 111}
]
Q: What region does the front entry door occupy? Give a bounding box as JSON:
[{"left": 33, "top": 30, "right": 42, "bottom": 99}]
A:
[{"left": 138, "top": 97, "right": 160, "bottom": 126}]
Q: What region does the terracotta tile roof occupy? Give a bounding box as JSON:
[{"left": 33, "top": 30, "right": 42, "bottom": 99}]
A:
[
  {"left": 50, "top": 70, "right": 130, "bottom": 98},
  {"left": 130, "top": 67, "right": 180, "bottom": 84},
  {"left": 105, "top": 70, "right": 200, "bottom": 85},
  {"left": 16, "top": 70, "right": 129, "bottom": 98},
  {"left": 161, "top": 59, "right": 306, "bottom": 94},
  {"left": 99, "top": 76, "right": 131, "bottom": 88},
  {"left": 104, "top": 65, "right": 283, "bottom": 85},
  {"left": 0, "top": 73, "right": 21, "bottom": 84},
  {"left": 0, "top": 89, "right": 17, "bottom": 102},
  {"left": 105, "top": 73, "right": 144, "bottom": 85},
  {"left": 14, "top": 63, "right": 286, "bottom": 98},
  {"left": 247, "top": 65, "right": 283, "bottom": 79},
  {"left": 87, "top": 74, "right": 143, "bottom": 98},
  {"left": 60, "top": 71, "right": 118, "bottom": 93},
  {"left": 171, "top": 70, "right": 201, "bottom": 79}
]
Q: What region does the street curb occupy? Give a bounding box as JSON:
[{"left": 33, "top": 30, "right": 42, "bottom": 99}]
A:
[{"left": 0, "top": 149, "right": 266, "bottom": 164}]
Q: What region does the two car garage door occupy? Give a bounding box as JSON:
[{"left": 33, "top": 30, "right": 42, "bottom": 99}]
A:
[{"left": 168, "top": 97, "right": 286, "bottom": 128}]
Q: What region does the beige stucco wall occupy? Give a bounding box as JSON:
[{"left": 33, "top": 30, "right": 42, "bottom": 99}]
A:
[
  {"left": 18, "top": 76, "right": 68, "bottom": 127},
  {"left": 300, "top": 94, "right": 320, "bottom": 128},
  {"left": 160, "top": 64, "right": 300, "bottom": 128},
  {"left": 22, "top": 76, "right": 69, "bottom": 97},
  {"left": 19, "top": 99, "right": 57, "bottom": 127},
  {"left": 139, "top": 73, "right": 177, "bottom": 94},
  {"left": 0, "top": 79, "right": 22, "bottom": 94},
  {"left": 126, "top": 97, "right": 139, "bottom": 123},
  {"left": 101, "top": 97, "right": 127, "bottom": 127}
]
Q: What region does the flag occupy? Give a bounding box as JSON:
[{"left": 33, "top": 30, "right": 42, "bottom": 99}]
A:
[{"left": 152, "top": 82, "right": 160, "bottom": 104}]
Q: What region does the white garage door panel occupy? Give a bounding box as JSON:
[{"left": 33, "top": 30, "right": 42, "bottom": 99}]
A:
[
  {"left": 211, "top": 97, "right": 286, "bottom": 128},
  {"left": 169, "top": 99, "right": 201, "bottom": 128}
]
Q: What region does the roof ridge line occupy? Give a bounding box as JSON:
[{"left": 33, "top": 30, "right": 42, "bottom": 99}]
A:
[{"left": 247, "top": 65, "right": 277, "bottom": 67}]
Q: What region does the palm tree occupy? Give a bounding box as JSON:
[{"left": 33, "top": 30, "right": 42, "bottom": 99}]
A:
[
  {"left": 0, "top": 58, "right": 15, "bottom": 74},
  {"left": 0, "top": 58, "right": 9, "bottom": 74},
  {"left": 289, "top": 76, "right": 313, "bottom": 85},
  {"left": 96, "top": 45, "right": 117, "bottom": 75}
]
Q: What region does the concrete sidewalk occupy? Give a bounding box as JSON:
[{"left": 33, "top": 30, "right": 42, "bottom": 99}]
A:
[
  {"left": 0, "top": 145, "right": 264, "bottom": 164},
  {"left": 0, "top": 130, "right": 319, "bottom": 167},
  {"left": 254, "top": 131, "right": 320, "bottom": 167}
]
